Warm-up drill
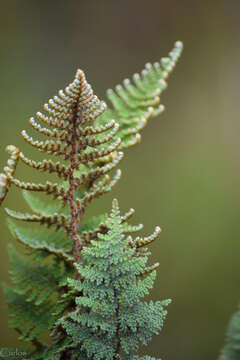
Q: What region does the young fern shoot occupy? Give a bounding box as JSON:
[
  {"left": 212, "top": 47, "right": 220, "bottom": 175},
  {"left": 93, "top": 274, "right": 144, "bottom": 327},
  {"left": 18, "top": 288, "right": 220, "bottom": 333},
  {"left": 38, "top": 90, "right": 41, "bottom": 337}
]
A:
[{"left": 56, "top": 199, "right": 169, "bottom": 360}]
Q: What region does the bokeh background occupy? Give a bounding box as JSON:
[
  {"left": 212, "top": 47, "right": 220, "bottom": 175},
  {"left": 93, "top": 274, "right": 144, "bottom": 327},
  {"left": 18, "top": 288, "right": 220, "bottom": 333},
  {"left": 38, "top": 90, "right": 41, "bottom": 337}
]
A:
[{"left": 1, "top": 0, "right": 240, "bottom": 359}]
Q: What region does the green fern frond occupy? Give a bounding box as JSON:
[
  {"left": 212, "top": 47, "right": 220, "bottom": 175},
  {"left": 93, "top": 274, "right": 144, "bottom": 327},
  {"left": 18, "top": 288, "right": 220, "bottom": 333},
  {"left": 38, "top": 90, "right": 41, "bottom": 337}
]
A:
[
  {"left": 8, "top": 245, "right": 59, "bottom": 306},
  {"left": 2, "top": 283, "right": 55, "bottom": 342},
  {"left": 54, "top": 199, "right": 169, "bottom": 359},
  {"left": 22, "top": 191, "right": 68, "bottom": 216},
  {"left": 7, "top": 219, "right": 73, "bottom": 262},
  {"left": 218, "top": 306, "right": 240, "bottom": 360},
  {"left": 5, "top": 208, "right": 70, "bottom": 231},
  {"left": 97, "top": 41, "right": 183, "bottom": 149}
]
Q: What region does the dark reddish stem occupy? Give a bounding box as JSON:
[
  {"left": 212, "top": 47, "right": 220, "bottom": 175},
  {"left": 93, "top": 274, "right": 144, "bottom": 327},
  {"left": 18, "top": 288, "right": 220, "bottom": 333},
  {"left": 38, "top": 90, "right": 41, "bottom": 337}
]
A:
[
  {"left": 113, "top": 289, "right": 121, "bottom": 359},
  {"left": 68, "top": 108, "right": 82, "bottom": 277}
]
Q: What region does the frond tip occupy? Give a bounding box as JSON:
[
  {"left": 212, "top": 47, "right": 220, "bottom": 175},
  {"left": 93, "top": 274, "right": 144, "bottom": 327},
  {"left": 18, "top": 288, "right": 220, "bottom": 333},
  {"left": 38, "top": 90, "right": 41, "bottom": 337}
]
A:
[
  {"left": 97, "top": 40, "right": 183, "bottom": 149},
  {"left": 0, "top": 145, "right": 20, "bottom": 206},
  {"left": 136, "top": 226, "right": 162, "bottom": 248}
]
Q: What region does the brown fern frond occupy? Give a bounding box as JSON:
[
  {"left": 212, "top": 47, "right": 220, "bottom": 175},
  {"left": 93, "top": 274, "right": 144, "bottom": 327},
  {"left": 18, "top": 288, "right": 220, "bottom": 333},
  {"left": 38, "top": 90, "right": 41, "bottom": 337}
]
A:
[
  {"left": 0, "top": 145, "right": 20, "bottom": 206},
  {"left": 121, "top": 208, "right": 135, "bottom": 223},
  {"left": 77, "top": 175, "right": 111, "bottom": 209},
  {"left": 75, "top": 151, "right": 123, "bottom": 186},
  {"left": 21, "top": 130, "right": 69, "bottom": 156},
  {"left": 5, "top": 208, "right": 69, "bottom": 231},
  {"left": 29, "top": 118, "right": 68, "bottom": 141},
  {"left": 101, "top": 169, "right": 121, "bottom": 193},
  {"left": 76, "top": 138, "right": 121, "bottom": 163},
  {"left": 7, "top": 174, "right": 67, "bottom": 200},
  {"left": 80, "top": 223, "right": 107, "bottom": 247},
  {"left": 19, "top": 153, "right": 69, "bottom": 178},
  {"left": 36, "top": 111, "right": 69, "bottom": 130},
  {"left": 76, "top": 120, "right": 116, "bottom": 137},
  {"left": 135, "top": 226, "right": 162, "bottom": 248},
  {"left": 76, "top": 122, "right": 119, "bottom": 148},
  {"left": 140, "top": 262, "right": 160, "bottom": 276}
]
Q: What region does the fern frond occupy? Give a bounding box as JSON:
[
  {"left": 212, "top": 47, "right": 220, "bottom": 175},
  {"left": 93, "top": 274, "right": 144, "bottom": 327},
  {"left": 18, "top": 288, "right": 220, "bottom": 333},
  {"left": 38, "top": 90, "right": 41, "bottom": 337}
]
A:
[
  {"left": 22, "top": 191, "right": 68, "bottom": 216},
  {"left": 36, "top": 111, "right": 68, "bottom": 130},
  {"left": 122, "top": 222, "right": 143, "bottom": 234},
  {"left": 76, "top": 119, "right": 116, "bottom": 136},
  {"left": 7, "top": 174, "right": 67, "bottom": 199},
  {"left": 8, "top": 220, "right": 73, "bottom": 264},
  {"left": 8, "top": 245, "right": 59, "bottom": 306},
  {"left": 21, "top": 130, "right": 69, "bottom": 156},
  {"left": 140, "top": 263, "right": 160, "bottom": 276},
  {"left": 218, "top": 306, "right": 240, "bottom": 360},
  {"left": 121, "top": 207, "right": 135, "bottom": 222},
  {"left": 77, "top": 121, "right": 119, "bottom": 148},
  {"left": 55, "top": 199, "right": 169, "bottom": 359},
  {"left": 0, "top": 145, "right": 20, "bottom": 206},
  {"left": 8, "top": 219, "right": 72, "bottom": 253},
  {"left": 76, "top": 137, "right": 121, "bottom": 163},
  {"left": 97, "top": 41, "right": 183, "bottom": 149},
  {"left": 5, "top": 208, "right": 69, "bottom": 231},
  {"left": 3, "top": 284, "right": 55, "bottom": 342},
  {"left": 75, "top": 151, "right": 123, "bottom": 186},
  {"left": 29, "top": 117, "right": 68, "bottom": 141},
  {"left": 77, "top": 175, "right": 111, "bottom": 209},
  {"left": 136, "top": 226, "right": 162, "bottom": 248},
  {"left": 19, "top": 153, "right": 69, "bottom": 178}
]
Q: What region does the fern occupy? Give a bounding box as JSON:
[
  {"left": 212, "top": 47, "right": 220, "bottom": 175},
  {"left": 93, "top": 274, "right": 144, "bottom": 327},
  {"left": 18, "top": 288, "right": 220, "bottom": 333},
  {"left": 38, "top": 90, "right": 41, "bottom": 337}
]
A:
[
  {"left": 218, "top": 306, "right": 240, "bottom": 360},
  {"left": 0, "top": 41, "right": 183, "bottom": 357},
  {"left": 54, "top": 199, "right": 169, "bottom": 360}
]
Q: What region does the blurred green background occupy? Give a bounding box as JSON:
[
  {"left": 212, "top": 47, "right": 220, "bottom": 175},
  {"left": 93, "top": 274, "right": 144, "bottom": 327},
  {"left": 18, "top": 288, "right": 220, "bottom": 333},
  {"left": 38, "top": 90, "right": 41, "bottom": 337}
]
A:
[{"left": 1, "top": 0, "right": 240, "bottom": 359}]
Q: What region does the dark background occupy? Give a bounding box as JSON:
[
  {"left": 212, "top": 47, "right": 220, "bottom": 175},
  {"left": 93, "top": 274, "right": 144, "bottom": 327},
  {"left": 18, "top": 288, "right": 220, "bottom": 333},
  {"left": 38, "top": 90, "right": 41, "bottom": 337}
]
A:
[{"left": 1, "top": 1, "right": 240, "bottom": 359}]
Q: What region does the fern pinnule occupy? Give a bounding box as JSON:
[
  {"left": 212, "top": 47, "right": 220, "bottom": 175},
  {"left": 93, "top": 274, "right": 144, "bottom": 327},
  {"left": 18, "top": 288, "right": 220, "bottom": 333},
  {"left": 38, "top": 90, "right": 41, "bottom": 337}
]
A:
[
  {"left": 135, "top": 226, "right": 162, "bottom": 248},
  {"left": 0, "top": 145, "right": 20, "bottom": 205}
]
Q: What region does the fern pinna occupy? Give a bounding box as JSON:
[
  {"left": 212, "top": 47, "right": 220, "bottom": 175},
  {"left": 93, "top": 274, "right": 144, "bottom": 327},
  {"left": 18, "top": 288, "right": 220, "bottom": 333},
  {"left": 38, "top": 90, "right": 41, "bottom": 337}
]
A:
[
  {"left": 55, "top": 199, "right": 169, "bottom": 360},
  {"left": 0, "top": 41, "right": 182, "bottom": 358}
]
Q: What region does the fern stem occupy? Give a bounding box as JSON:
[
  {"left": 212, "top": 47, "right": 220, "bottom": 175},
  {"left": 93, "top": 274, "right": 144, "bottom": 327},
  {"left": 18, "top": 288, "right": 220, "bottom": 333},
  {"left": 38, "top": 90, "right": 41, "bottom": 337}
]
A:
[
  {"left": 60, "top": 351, "right": 72, "bottom": 360},
  {"left": 68, "top": 108, "right": 82, "bottom": 272},
  {"left": 114, "top": 289, "right": 121, "bottom": 359},
  {"left": 16, "top": 328, "right": 45, "bottom": 354}
]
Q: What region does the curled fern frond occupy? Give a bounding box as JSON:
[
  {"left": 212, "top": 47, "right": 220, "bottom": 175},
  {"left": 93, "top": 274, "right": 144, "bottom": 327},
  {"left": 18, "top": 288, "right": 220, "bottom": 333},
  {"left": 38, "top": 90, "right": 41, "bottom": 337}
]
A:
[
  {"left": 0, "top": 145, "right": 20, "bottom": 206},
  {"left": 136, "top": 226, "right": 162, "bottom": 248}
]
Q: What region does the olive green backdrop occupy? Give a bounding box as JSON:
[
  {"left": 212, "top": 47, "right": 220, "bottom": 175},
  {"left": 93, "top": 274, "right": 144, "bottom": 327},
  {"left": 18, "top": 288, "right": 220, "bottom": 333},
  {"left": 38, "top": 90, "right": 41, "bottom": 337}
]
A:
[{"left": 1, "top": 1, "right": 240, "bottom": 359}]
